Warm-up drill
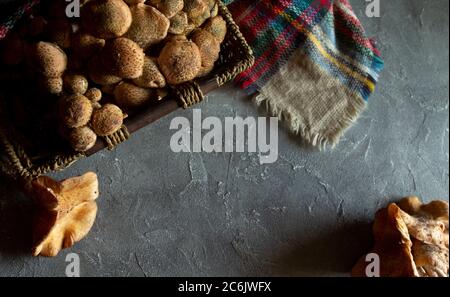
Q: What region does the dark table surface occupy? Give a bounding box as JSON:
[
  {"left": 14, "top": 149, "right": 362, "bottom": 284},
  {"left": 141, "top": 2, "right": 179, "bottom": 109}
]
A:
[{"left": 0, "top": 0, "right": 448, "bottom": 276}]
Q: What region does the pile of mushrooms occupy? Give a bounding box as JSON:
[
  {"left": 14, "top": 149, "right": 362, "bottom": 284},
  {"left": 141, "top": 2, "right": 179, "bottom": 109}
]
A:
[{"left": 1, "top": 0, "right": 227, "bottom": 152}]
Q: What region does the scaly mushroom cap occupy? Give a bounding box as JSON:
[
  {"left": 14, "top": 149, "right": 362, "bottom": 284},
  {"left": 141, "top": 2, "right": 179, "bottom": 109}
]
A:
[
  {"left": 31, "top": 172, "right": 99, "bottom": 257},
  {"left": 183, "top": 0, "right": 208, "bottom": 19},
  {"left": 158, "top": 40, "right": 201, "bottom": 85},
  {"left": 40, "top": 76, "right": 63, "bottom": 95},
  {"left": 132, "top": 56, "right": 166, "bottom": 88},
  {"left": 101, "top": 37, "right": 145, "bottom": 79},
  {"left": 59, "top": 94, "right": 93, "bottom": 128},
  {"left": 28, "top": 42, "right": 67, "bottom": 78},
  {"left": 85, "top": 88, "right": 103, "bottom": 102},
  {"left": 203, "top": 15, "right": 227, "bottom": 43},
  {"left": 63, "top": 73, "right": 89, "bottom": 94},
  {"left": 81, "top": 0, "right": 132, "bottom": 39},
  {"left": 91, "top": 103, "right": 124, "bottom": 136},
  {"left": 149, "top": 0, "right": 184, "bottom": 18},
  {"left": 124, "top": 4, "right": 170, "bottom": 50},
  {"left": 114, "top": 82, "right": 154, "bottom": 109},
  {"left": 191, "top": 29, "right": 220, "bottom": 74},
  {"left": 169, "top": 11, "right": 188, "bottom": 35},
  {"left": 67, "top": 126, "right": 98, "bottom": 152}
]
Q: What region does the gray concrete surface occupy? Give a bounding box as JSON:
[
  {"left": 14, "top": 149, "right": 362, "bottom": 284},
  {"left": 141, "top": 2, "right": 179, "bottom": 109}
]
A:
[{"left": 0, "top": 0, "right": 448, "bottom": 277}]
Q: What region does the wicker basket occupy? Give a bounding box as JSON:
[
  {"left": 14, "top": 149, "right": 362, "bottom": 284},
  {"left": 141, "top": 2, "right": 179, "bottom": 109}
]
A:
[{"left": 0, "top": 1, "right": 254, "bottom": 184}]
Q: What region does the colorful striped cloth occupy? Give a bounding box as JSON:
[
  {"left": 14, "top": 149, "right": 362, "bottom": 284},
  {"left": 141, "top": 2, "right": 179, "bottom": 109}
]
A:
[
  {"left": 224, "top": 0, "right": 384, "bottom": 146},
  {"left": 1, "top": 0, "right": 383, "bottom": 147}
]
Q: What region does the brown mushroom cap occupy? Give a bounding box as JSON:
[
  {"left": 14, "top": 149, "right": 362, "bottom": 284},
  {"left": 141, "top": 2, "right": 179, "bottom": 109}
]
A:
[
  {"left": 149, "top": 0, "right": 184, "bottom": 18},
  {"left": 91, "top": 103, "right": 124, "bottom": 136},
  {"left": 132, "top": 57, "right": 166, "bottom": 88},
  {"left": 71, "top": 31, "right": 106, "bottom": 59},
  {"left": 28, "top": 42, "right": 67, "bottom": 78},
  {"left": 63, "top": 73, "right": 89, "bottom": 94},
  {"left": 40, "top": 77, "right": 63, "bottom": 95},
  {"left": 31, "top": 172, "right": 99, "bottom": 257},
  {"left": 67, "top": 126, "right": 98, "bottom": 152},
  {"left": 169, "top": 11, "right": 188, "bottom": 35},
  {"left": 85, "top": 88, "right": 103, "bottom": 102},
  {"left": 183, "top": 0, "right": 208, "bottom": 19},
  {"left": 59, "top": 94, "right": 93, "bottom": 128},
  {"left": 114, "top": 82, "right": 154, "bottom": 109},
  {"left": 158, "top": 40, "right": 201, "bottom": 85},
  {"left": 191, "top": 29, "right": 220, "bottom": 72},
  {"left": 101, "top": 38, "right": 145, "bottom": 79},
  {"left": 203, "top": 15, "right": 227, "bottom": 43},
  {"left": 124, "top": 4, "right": 170, "bottom": 50},
  {"left": 81, "top": 0, "right": 132, "bottom": 39}
]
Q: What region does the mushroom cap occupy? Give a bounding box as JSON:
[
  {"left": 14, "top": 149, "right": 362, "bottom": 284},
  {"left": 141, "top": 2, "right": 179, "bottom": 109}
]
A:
[
  {"left": 149, "top": 0, "right": 184, "bottom": 18},
  {"left": 132, "top": 56, "right": 166, "bottom": 88},
  {"left": 191, "top": 29, "right": 220, "bottom": 70},
  {"left": 85, "top": 88, "right": 103, "bottom": 102},
  {"left": 124, "top": 4, "right": 170, "bottom": 50},
  {"left": 101, "top": 37, "right": 145, "bottom": 79},
  {"left": 31, "top": 172, "right": 99, "bottom": 257},
  {"left": 71, "top": 31, "right": 106, "bottom": 59},
  {"left": 81, "top": 0, "right": 132, "bottom": 39},
  {"left": 169, "top": 11, "right": 188, "bottom": 35},
  {"left": 114, "top": 82, "right": 154, "bottom": 109},
  {"left": 203, "top": 15, "right": 227, "bottom": 43},
  {"left": 67, "top": 126, "right": 98, "bottom": 152},
  {"left": 59, "top": 94, "right": 93, "bottom": 128},
  {"left": 28, "top": 42, "right": 67, "bottom": 78},
  {"left": 183, "top": 0, "right": 208, "bottom": 19},
  {"left": 63, "top": 73, "right": 89, "bottom": 94},
  {"left": 91, "top": 103, "right": 124, "bottom": 136},
  {"left": 158, "top": 40, "right": 201, "bottom": 85},
  {"left": 40, "top": 77, "right": 63, "bottom": 95}
]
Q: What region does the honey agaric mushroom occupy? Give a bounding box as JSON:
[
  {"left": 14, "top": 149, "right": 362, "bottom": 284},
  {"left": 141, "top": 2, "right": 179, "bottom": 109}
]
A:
[
  {"left": 124, "top": 4, "right": 170, "bottom": 50},
  {"left": 63, "top": 73, "right": 89, "bottom": 95},
  {"left": 158, "top": 39, "right": 201, "bottom": 85},
  {"left": 101, "top": 37, "right": 145, "bottom": 79},
  {"left": 114, "top": 81, "right": 154, "bottom": 109},
  {"left": 59, "top": 94, "right": 93, "bottom": 128},
  {"left": 203, "top": 15, "right": 227, "bottom": 43},
  {"left": 149, "top": 0, "right": 184, "bottom": 18},
  {"left": 352, "top": 196, "right": 449, "bottom": 277},
  {"left": 169, "top": 11, "right": 189, "bottom": 35},
  {"left": 31, "top": 172, "right": 99, "bottom": 257},
  {"left": 91, "top": 103, "right": 124, "bottom": 136},
  {"left": 81, "top": 0, "right": 132, "bottom": 39},
  {"left": 28, "top": 42, "right": 67, "bottom": 78},
  {"left": 191, "top": 29, "right": 220, "bottom": 76}
]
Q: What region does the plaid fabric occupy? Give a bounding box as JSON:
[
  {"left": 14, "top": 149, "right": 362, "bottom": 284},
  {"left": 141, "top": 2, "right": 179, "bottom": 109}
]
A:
[
  {"left": 224, "top": 0, "right": 383, "bottom": 100},
  {"left": 0, "top": 0, "right": 39, "bottom": 39}
]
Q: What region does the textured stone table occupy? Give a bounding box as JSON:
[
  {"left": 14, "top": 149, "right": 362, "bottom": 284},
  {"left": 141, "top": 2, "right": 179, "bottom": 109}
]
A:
[{"left": 0, "top": 0, "right": 448, "bottom": 277}]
